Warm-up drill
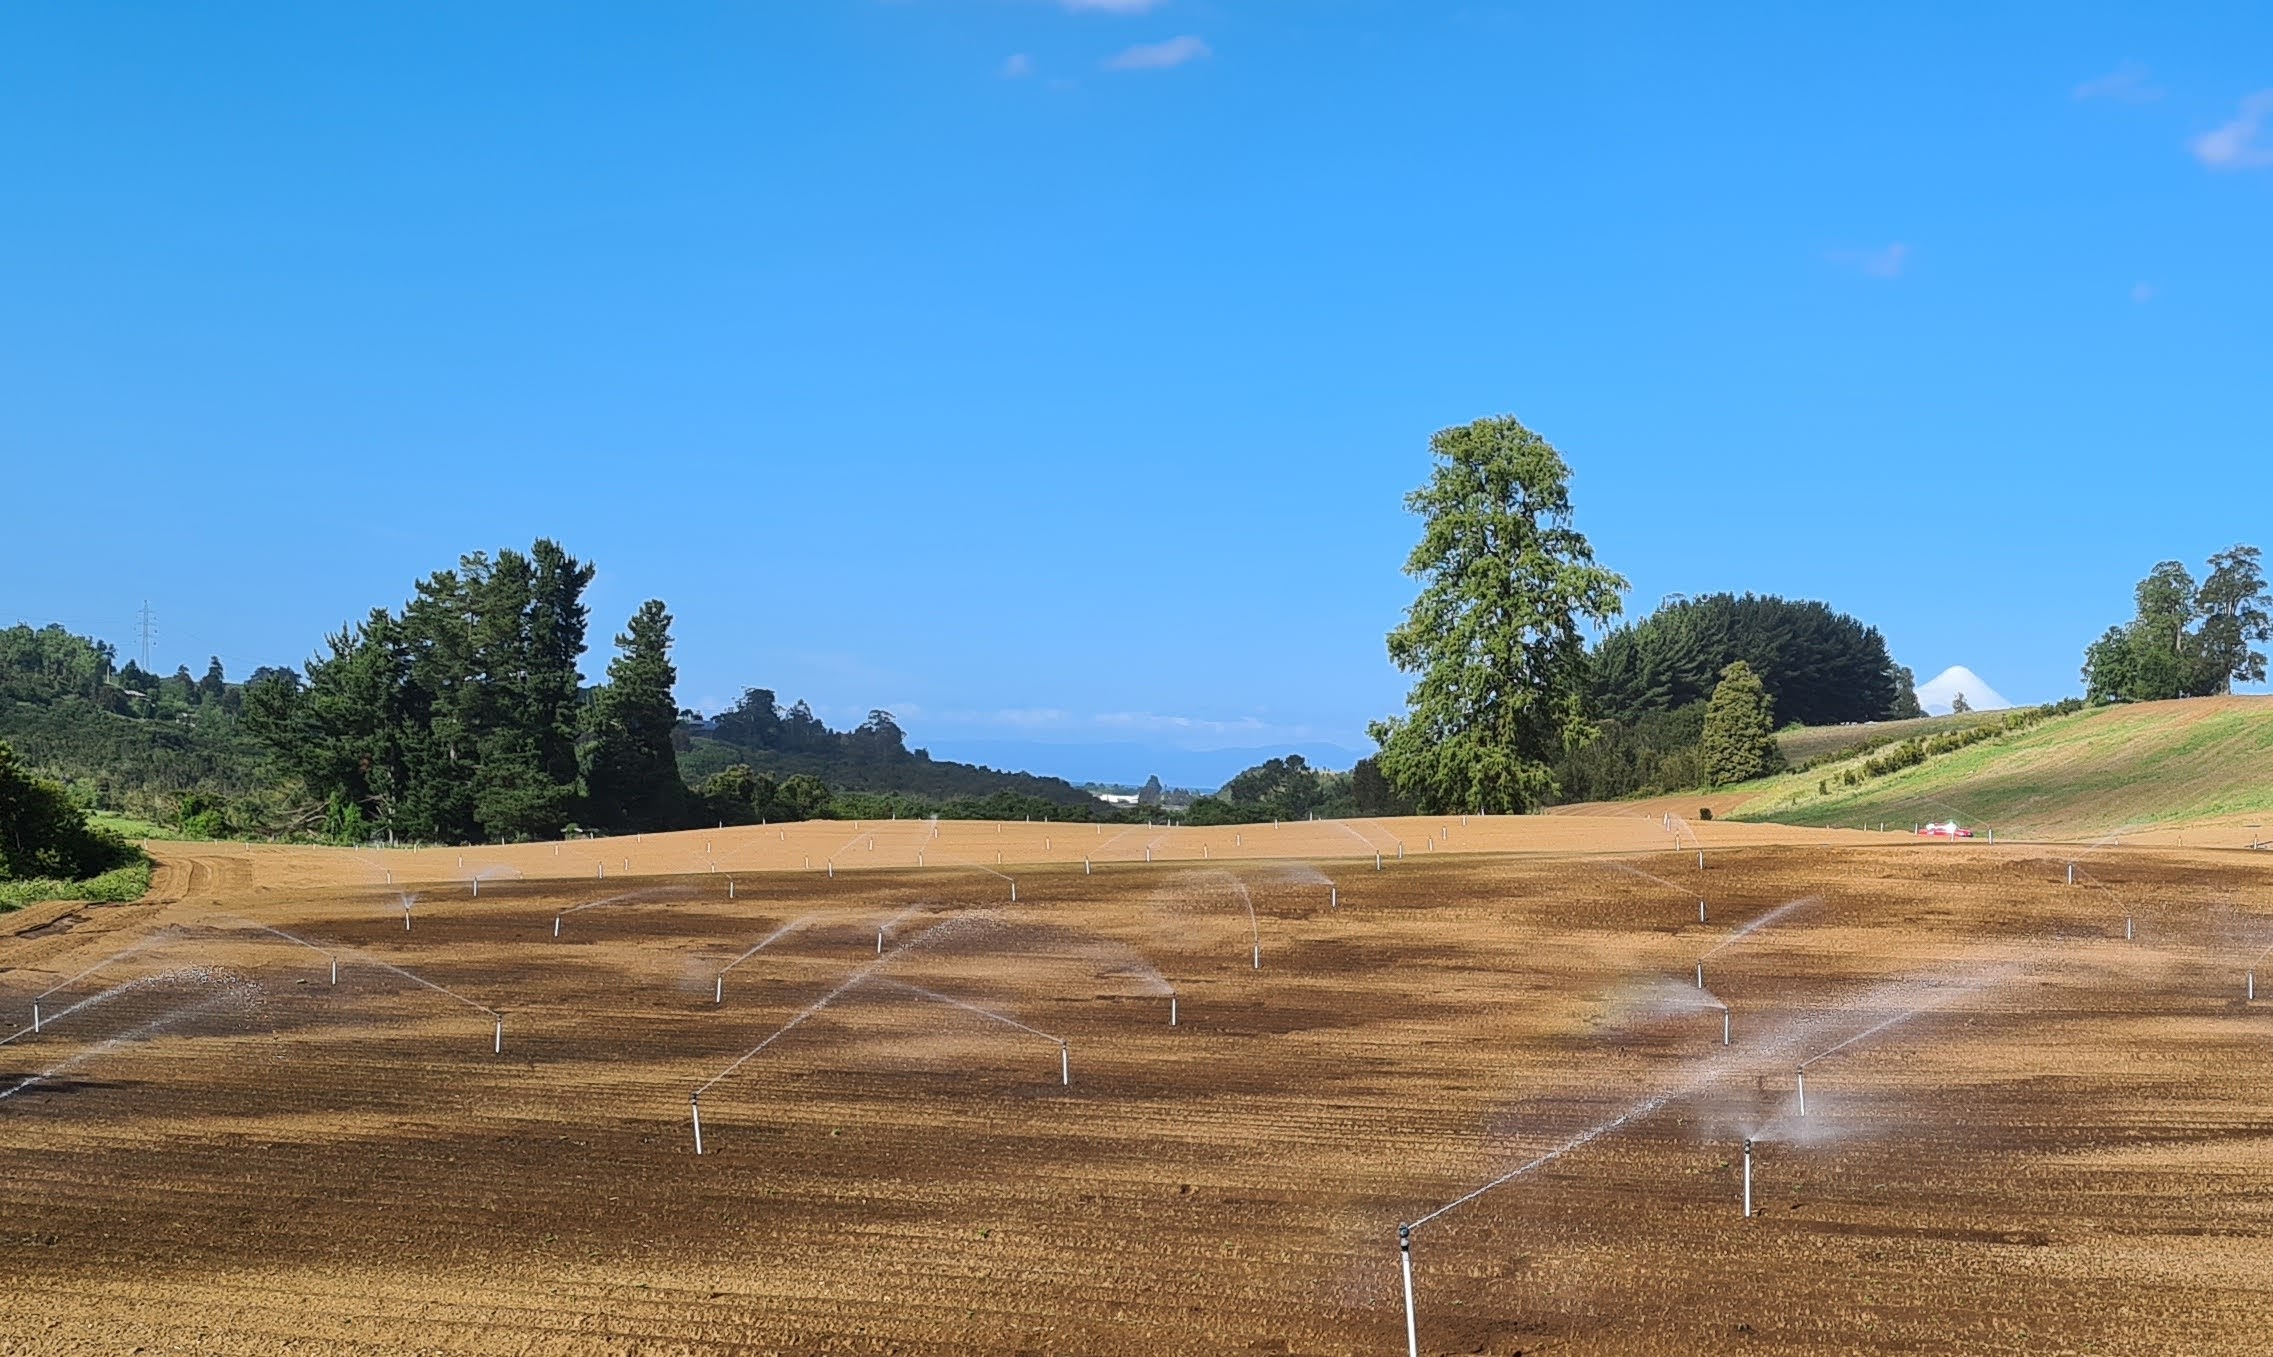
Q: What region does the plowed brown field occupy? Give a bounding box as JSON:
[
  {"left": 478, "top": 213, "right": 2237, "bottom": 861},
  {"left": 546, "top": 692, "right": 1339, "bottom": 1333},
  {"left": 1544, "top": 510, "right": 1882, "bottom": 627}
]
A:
[{"left": 5, "top": 817, "right": 2272, "bottom": 1354}]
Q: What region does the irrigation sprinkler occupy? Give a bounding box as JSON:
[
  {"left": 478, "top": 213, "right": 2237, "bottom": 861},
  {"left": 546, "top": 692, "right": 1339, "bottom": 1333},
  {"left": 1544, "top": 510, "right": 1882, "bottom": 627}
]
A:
[
  {"left": 494, "top": 1018, "right": 504, "bottom": 1055},
  {"left": 1330, "top": 885, "right": 1338, "bottom": 910},
  {"left": 1698, "top": 898, "right": 1708, "bottom": 923},
  {"left": 1146, "top": 847, "right": 1154, "bottom": 863},
  {"left": 1010, "top": 880, "right": 1018, "bottom": 902},
  {"left": 1698, "top": 850, "right": 1706, "bottom": 871},
  {"left": 690, "top": 1095, "right": 705, "bottom": 1155},
  {"left": 1252, "top": 942, "right": 1261, "bottom": 970},
  {"left": 1796, "top": 1069, "right": 1806, "bottom": 1117},
  {"left": 403, "top": 907, "right": 413, "bottom": 933},
  {"left": 471, "top": 878, "right": 479, "bottom": 898},
  {"left": 30, "top": 1002, "right": 40, "bottom": 1033},
  {"left": 1375, "top": 853, "right": 1383, "bottom": 872},
  {"left": 1169, "top": 993, "right": 1178, "bottom": 1026},
  {"left": 1695, "top": 962, "right": 1704, "bottom": 989},
  {"left": 1085, "top": 858, "right": 1092, "bottom": 875},
  {"left": 2126, "top": 915, "right": 2135, "bottom": 941},
  {"left": 729, "top": 879, "right": 736, "bottom": 899},
  {"left": 331, "top": 956, "right": 338, "bottom": 984},
  {"left": 1060, "top": 1041, "right": 1070, "bottom": 1086},
  {"left": 1396, "top": 843, "right": 1404, "bottom": 860},
  {"left": 2067, "top": 863, "right": 2076, "bottom": 885},
  {"left": 715, "top": 974, "right": 725, "bottom": 1003},
  {"left": 1742, "top": 1138, "right": 1754, "bottom": 1217},
  {"left": 553, "top": 915, "right": 562, "bottom": 938},
  {"left": 827, "top": 860, "right": 835, "bottom": 879},
  {"left": 2250, "top": 971, "right": 2257, "bottom": 1001},
  {"left": 598, "top": 863, "right": 605, "bottom": 879},
  {"left": 1398, "top": 1226, "right": 1418, "bottom": 1357},
  {"left": 876, "top": 928, "right": 885, "bottom": 956},
  {"left": 1722, "top": 1007, "right": 1731, "bottom": 1045}
]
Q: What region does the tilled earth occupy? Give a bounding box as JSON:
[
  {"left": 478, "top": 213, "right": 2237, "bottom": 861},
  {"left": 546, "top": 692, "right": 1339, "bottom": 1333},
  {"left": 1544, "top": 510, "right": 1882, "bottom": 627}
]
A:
[{"left": 3, "top": 838, "right": 2271, "bottom": 1354}]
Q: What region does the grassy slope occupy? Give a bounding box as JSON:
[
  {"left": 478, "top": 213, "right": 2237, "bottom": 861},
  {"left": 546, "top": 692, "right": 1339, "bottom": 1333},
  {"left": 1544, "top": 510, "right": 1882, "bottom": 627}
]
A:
[
  {"left": 1774, "top": 710, "right": 2009, "bottom": 767},
  {"left": 1729, "top": 695, "right": 2273, "bottom": 838}
]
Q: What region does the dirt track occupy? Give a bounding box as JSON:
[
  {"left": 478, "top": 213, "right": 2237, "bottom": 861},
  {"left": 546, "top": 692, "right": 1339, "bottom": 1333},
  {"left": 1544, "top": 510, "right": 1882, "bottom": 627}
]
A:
[{"left": 4, "top": 821, "right": 2272, "bottom": 1354}]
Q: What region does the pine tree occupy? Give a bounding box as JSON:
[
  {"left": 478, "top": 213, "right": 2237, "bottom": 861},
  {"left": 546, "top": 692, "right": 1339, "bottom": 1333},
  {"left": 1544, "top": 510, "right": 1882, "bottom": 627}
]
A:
[
  {"left": 582, "top": 600, "right": 688, "bottom": 833},
  {"left": 1700, "top": 661, "right": 1778, "bottom": 786}
]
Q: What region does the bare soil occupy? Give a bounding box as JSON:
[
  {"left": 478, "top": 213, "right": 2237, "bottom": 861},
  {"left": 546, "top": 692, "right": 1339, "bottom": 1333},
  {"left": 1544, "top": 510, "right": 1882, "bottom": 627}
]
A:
[{"left": 4, "top": 820, "right": 2271, "bottom": 1354}]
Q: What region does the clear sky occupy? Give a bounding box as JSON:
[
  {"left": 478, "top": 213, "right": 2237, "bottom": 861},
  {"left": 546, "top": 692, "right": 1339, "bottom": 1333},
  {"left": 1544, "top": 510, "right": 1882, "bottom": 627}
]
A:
[{"left": 4, "top": 3, "right": 2268, "bottom": 787}]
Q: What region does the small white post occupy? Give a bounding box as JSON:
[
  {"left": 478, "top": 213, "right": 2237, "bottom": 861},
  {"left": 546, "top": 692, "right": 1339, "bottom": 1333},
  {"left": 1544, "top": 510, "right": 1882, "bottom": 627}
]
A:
[
  {"left": 1399, "top": 1226, "right": 1419, "bottom": 1357},
  {"left": 1742, "top": 1139, "right": 1754, "bottom": 1217},
  {"left": 1797, "top": 1069, "right": 1807, "bottom": 1117},
  {"left": 690, "top": 1096, "right": 705, "bottom": 1156},
  {"left": 493, "top": 1019, "right": 503, "bottom": 1055},
  {"left": 1060, "top": 1042, "right": 1070, "bottom": 1086}
]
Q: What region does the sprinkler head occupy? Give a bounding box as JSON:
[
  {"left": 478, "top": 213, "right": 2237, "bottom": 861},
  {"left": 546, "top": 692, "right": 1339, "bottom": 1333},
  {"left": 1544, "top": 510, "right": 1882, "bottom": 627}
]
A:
[{"left": 1398, "top": 1223, "right": 1411, "bottom": 1249}]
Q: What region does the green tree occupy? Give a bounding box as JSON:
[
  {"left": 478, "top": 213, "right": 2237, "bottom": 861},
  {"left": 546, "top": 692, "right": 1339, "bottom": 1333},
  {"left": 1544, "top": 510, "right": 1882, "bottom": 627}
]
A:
[
  {"left": 582, "top": 600, "right": 688, "bottom": 832},
  {"left": 0, "top": 738, "right": 131, "bottom": 880},
  {"left": 1949, "top": 691, "right": 1971, "bottom": 715},
  {"left": 1700, "top": 661, "right": 1778, "bottom": 786},
  {"left": 1370, "top": 415, "right": 1627, "bottom": 813},
  {"left": 2196, "top": 545, "right": 2271, "bottom": 693},
  {"left": 2081, "top": 553, "right": 2252, "bottom": 703}
]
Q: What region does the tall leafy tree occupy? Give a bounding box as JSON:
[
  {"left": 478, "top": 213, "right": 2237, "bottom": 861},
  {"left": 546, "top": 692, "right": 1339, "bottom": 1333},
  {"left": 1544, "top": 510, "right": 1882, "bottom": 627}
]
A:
[
  {"left": 582, "top": 600, "right": 688, "bottom": 832},
  {"left": 2196, "top": 545, "right": 2271, "bottom": 693},
  {"left": 1700, "top": 662, "right": 1778, "bottom": 786},
  {"left": 1370, "top": 415, "right": 1627, "bottom": 813},
  {"left": 2082, "top": 549, "right": 2260, "bottom": 703},
  {"left": 1593, "top": 593, "right": 1911, "bottom": 726}
]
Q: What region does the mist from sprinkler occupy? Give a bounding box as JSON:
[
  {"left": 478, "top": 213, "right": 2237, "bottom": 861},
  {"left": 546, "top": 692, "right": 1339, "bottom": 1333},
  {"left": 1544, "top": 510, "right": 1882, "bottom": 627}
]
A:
[
  {"left": 210, "top": 916, "right": 338, "bottom": 985},
  {"left": 715, "top": 916, "right": 815, "bottom": 1004},
  {"left": 882, "top": 978, "right": 1072, "bottom": 1085},
  {"left": 1, "top": 983, "right": 258, "bottom": 1104}
]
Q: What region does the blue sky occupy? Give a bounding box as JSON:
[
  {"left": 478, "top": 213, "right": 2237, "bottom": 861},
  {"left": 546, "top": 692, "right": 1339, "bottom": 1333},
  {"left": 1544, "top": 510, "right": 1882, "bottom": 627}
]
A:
[{"left": 3, "top": 3, "right": 2269, "bottom": 787}]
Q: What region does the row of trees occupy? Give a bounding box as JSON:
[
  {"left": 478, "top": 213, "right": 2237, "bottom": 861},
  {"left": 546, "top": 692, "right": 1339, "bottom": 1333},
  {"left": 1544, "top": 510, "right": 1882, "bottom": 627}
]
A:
[
  {"left": 239, "top": 541, "right": 689, "bottom": 843},
  {"left": 2082, "top": 547, "right": 2268, "bottom": 704},
  {"left": 1367, "top": 416, "right": 1920, "bottom": 811}
]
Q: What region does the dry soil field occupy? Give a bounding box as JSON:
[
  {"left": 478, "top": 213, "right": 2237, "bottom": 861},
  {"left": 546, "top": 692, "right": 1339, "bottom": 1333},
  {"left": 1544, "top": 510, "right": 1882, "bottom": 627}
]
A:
[{"left": 4, "top": 815, "right": 2272, "bottom": 1354}]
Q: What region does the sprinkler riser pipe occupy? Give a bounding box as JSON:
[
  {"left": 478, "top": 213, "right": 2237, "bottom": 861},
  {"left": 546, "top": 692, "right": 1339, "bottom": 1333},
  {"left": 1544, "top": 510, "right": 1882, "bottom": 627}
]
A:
[
  {"left": 2251, "top": 971, "right": 2257, "bottom": 1001},
  {"left": 493, "top": 1020, "right": 503, "bottom": 1055},
  {"left": 1330, "top": 886, "right": 1338, "bottom": 910},
  {"left": 1699, "top": 899, "right": 1707, "bottom": 923},
  {"left": 32, "top": 1002, "right": 40, "bottom": 1033},
  {"left": 1742, "top": 1139, "right": 1754, "bottom": 1217},
  {"left": 1399, "top": 1227, "right": 1419, "bottom": 1357},
  {"left": 330, "top": 958, "right": 338, "bottom": 985},
  {"left": 1252, "top": 943, "right": 1261, "bottom": 970},
  {"left": 553, "top": 917, "right": 561, "bottom": 937},
  {"left": 715, "top": 975, "right": 724, "bottom": 1004},
  {"left": 1797, "top": 1070, "right": 1806, "bottom": 1117},
  {"left": 1060, "top": 1044, "right": 1069, "bottom": 1086},
  {"left": 1169, "top": 995, "right": 1177, "bottom": 1026},
  {"left": 1696, "top": 962, "right": 1704, "bottom": 989},
  {"left": 690, "top": 1098, "right": 704, "bottom": 1156},
  {"left": 1723, "top": 1009, "right": 1731, "bottom": 1045}
]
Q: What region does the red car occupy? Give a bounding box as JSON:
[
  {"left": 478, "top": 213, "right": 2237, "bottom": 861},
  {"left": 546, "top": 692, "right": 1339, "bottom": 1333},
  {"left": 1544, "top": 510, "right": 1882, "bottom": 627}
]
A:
[{"left": 1917, "top": 821, "right": 1975, "bottom": 838}]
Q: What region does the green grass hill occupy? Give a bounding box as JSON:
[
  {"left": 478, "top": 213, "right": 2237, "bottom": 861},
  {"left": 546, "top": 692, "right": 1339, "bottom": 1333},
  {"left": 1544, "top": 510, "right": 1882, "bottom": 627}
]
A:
[{"left": 1730, "top": 696, "right": 2273, "bottom": 839}]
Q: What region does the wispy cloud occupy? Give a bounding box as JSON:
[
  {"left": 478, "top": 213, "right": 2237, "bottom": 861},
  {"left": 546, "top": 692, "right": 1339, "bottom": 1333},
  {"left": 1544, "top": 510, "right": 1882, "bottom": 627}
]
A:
[
  {"left": 2193, "top": 90, "right": 2273, "bottom": 170},
  {"left": 2073, "top": 62, "right": 2162, "bottom": 103},
  {"left": 1060, "top": 0, "right": 1167, "bottom": 12},
  {"left": 1093, "top": 710, "right": 1308, "bottom": 738},
  {"left": 1105, "top": 35, "right": 1210, "bottom": 71},
  {"left": 1000, "top": 52, "right": 1035, "bottom": 79},
  {"left": 1829, "top": 242, "right": 1910, "bottom": 279}
]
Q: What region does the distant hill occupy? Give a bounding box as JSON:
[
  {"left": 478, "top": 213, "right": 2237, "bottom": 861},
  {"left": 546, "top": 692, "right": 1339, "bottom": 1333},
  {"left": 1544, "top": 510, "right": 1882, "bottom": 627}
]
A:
[
  {"left": 680, "top": 690, "right": 1109, "bottom": 813},
  {"left": 1773, "top": 710, "right": 2012, "bottom": 768},
  {"left": 1730, "top": 696, "right": 2273, "bottom": 838}
]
